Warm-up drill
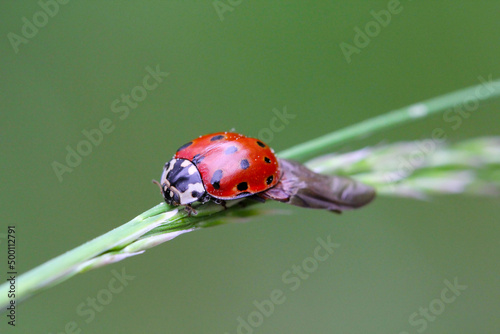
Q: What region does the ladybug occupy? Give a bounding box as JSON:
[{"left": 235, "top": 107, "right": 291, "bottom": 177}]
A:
[
  {"left": 154, "top": 132, "right": 376, "bottom": 214},
  {"left": 154, "top": 132, "right": 279, "bottom": 210}
]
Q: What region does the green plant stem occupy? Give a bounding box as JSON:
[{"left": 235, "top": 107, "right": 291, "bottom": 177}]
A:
[
  {"left": 1, "top": 79, "right": 499, "bottom": 310},
  {"left": 9, "top": 204, "right": 174, "bottom": 306},
  {"left": 279, "top": 79, "right": 500, "bottom": 161}
]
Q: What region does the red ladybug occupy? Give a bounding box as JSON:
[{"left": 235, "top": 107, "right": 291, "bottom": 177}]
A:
[{"left": 154, "top": 132, "right": 375, "bottom": 214}]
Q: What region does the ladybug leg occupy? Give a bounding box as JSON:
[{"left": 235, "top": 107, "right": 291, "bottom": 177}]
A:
[
  {"left": 199, "top": 193, "right": 211, "bottom": 204},
  {"left": 212, "top": 198, "right": 227, "bottom": 210},
  {"left": 185, "top": 204, "right": 197, "bottom": 216}
]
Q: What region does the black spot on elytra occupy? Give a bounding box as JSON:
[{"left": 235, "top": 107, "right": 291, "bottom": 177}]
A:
[
  {"left": 225, "top": 146, "right": 238, "bottom": 155},
  {"left": 176, "top": 142, "right": 192, "bottom": 152},
  {"left": 211, "top": 169, "right": 223, "bottom": 190},
  {"left": 240, "top": 159, "right": 250, "bottom": 170},
  {"left": 256, "top": 141, "right": 266, "bottom": 148},
  {"left": 237, "top": 182, "right": 248, "bottom": 191},
  {"left": 192, "top": 154, "right": 204, "bottom": 165},
  {"left": 264, "top": 157, "right": 271, "bottom": 163},
  {"left": 210, "top": 135, "right": 225, "bottom": 141},
  {"left": 266, "top": 175, "right": 274, "bottom": 185}
]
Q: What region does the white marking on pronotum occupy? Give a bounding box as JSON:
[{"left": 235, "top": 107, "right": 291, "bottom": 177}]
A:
[
  {"left": 181, "top": 160, "right": 191, "bottom": 167},
  {"left": 164, "top": 161, "right": 175, "bottom": 174},
  {"left": 188, "top": 165, "right": 197, "bottom": 175},
  {"left": 161, "top": 159, "right": 176, "bottom": 184},
  {"left": 408, "top": 103, "right": 429, "bottom": 118},
  {"left": 179, "top": 182, "right": 205, "bottom": 204}
]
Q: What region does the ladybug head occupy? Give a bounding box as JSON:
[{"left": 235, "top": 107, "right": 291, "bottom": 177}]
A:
[{"left": 160, "top": 158, "right": 206, "bottom": 206}]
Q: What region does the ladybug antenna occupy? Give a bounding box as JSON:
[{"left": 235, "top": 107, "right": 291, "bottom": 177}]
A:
[{"left": 152, "top": 179, "right": 162, "bottom": 193}]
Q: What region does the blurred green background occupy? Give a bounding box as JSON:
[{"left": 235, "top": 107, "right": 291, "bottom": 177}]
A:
[{"left": 1, "top": 1, "right": 499, "bottom": 333}]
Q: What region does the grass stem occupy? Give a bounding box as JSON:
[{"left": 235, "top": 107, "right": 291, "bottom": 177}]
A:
[{"left": 1, "top": 79, "right": 499, "bottom": 310}]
